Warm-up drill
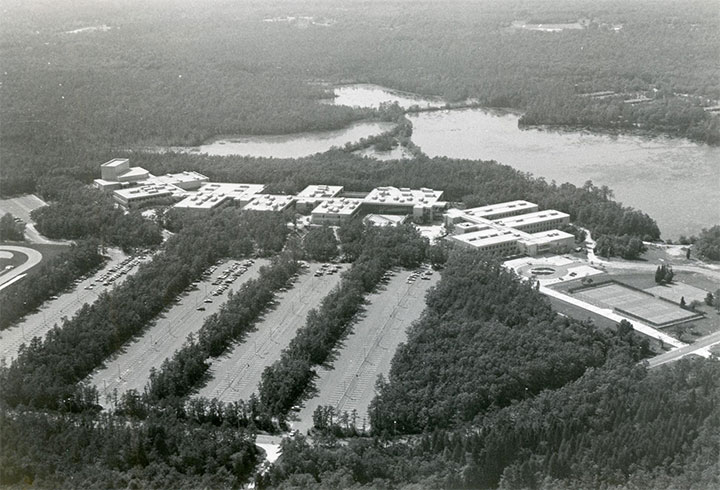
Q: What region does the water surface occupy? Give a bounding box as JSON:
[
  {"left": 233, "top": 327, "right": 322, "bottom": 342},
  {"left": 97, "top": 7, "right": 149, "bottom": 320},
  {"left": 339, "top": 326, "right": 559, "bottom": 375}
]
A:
[
  {"left": 333, "top": 85, "right": 719, "bottom": 239},
  {"left": 167, "top": 121, "right": 395, "bottom": 159}
]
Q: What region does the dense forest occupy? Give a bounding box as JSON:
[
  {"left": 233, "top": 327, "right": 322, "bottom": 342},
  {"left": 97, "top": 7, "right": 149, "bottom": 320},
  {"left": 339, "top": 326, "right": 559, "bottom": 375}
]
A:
[
  {"left": 260, "top": 251, "right": 719, "bottom": 489},
  {"left": 369, "top": 250, "right": 651, "bottom": 434},
  {"left": 263, "top": 359, "right": 720, "bottom": 489},
  {"left": 30, "top": 176, "right": 163, "bottom": 250},
  {"left": 1, "top": 0, "right": 718, "bottom": 195},
  {"left": 0, "top": 410, "right": 259, "bottom": 488}
]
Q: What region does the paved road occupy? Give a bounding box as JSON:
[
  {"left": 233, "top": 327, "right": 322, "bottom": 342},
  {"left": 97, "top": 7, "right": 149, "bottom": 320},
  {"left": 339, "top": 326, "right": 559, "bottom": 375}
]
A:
[
  {"left": 195, "top": 264, "right": 345, "bottom": 404},
  {"left": 0, "top": 248, "right": 138, "bottom": 364},
  {"left": 647, "top": 330, "right": 720, "bottom": 368},
  {"left": 0, "top": 245, "right": 43, "bottom": 289},
  {"left": 89, "top": 259, "right": 268, "bottom": 408},
  {"left": 291, "top": 268, "right": 438, "bottom": 435}
]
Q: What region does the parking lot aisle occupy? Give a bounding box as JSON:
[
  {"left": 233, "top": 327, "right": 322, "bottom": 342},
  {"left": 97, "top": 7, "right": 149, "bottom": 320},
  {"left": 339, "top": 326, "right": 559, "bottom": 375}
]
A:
[
  {"left": 0, "top": 248, "right": 145, "bottom": 363},
  {"left": 88, "top": 258, "right": 267, "bottom": 408},
  {"left": 291, "top": 267, "right": 439, "bottom": 434},
  {"left": 194, "top": 263, "right": 346, "bottom": 404}
]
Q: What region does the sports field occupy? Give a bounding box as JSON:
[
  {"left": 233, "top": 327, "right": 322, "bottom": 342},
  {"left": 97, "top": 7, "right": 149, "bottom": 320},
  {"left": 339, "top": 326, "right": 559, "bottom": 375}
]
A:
[
  {"left": 89, "top": 259, "right": 267, "bottom": 408},
  {"left": 292, "top": 268, "right": 439, "bottom": 434},
  {"left": 195, "top": 263, "right": 345, "bottom": 403},
  {"left": 574, "top": 282, "right": 698, "bottom": 326}
]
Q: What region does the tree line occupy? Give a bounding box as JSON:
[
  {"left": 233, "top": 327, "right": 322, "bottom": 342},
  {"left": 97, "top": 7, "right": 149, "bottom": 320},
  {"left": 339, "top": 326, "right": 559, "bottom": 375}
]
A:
[
  {"left": 258, "top": 223, "right": 429, "bottom": 419},
  {"left": 0, "top": 409, "right": 259, "bottom": 489},
  {"left": 261, "top": 358, "right": 719, "bottom": 489},
  {"left": 368, "top": 249, "right": 651, "bottom": 435},
  {"left": 0, "top": 209, "right": 289, "bottom": 411},
  {"left": 139, "top": 255, "right": 300, "bottom": 408},
  {"left": 0, "top": 240, "right": 105, "bottom": 330}
]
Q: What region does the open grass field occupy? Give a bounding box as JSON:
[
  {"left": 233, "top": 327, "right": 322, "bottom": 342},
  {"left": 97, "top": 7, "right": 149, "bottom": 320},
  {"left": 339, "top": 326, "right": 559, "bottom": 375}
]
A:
[
  {"left": 0, "top": 248, "right": 136, "bottom": 363},
  {"left": 291, "top": 268, "right": 439, "bottom": 434},
  {"left": 88, "top": 258, "right": 267, "bottom": 408},
  {"left": 194, "top": 263, "right": 345, "bottom": 404},
  {"left": 0, "top": 194, "right": 47, "bottom": 223},
  {"left": 574, "top": 282, "right": 699, "bottom": 326},
  {"left": 646, "top": 282, "right": 709, "bottom": 304}
]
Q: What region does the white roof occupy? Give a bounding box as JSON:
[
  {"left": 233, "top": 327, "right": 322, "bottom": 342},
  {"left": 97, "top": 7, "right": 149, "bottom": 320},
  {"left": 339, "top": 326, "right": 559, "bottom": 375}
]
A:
[
  {"left": 174, "top": 182, "right": 265, "bottom": 210},
  {"left": 462, "top": 200, "right": 538, "bottom": 218},
  {"left": 494, "top": 210, "right": 569, "bottom": 227},
  {"left": 114, "top": 183, "right": 182, "bottom": 200},
  {"left": 243, "top": 194, "right": 294, "bottom": 212},
  {"left": 101, "top": 158, "right": 129, "bottom": 168},
  {"left": 451, "top": 228, "right": 522, "bottom": 248},
  {"left": 296, "top": 184, "right": 344, "bottom": 199},
  {"left": 520, "top": 229, "right": 575, "bottom": 245},
  {"left": 311, "top": 198, "right": 363, "bottom": 216},
  {"left": 364, "top": 186, "right": 443, "bottom": 207}
]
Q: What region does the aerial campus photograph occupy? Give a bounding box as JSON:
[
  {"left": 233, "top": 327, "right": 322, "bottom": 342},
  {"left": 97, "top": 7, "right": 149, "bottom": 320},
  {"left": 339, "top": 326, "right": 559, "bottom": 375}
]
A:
[{"left": 0, "top": 0, "right": 719, "bottom": 489}]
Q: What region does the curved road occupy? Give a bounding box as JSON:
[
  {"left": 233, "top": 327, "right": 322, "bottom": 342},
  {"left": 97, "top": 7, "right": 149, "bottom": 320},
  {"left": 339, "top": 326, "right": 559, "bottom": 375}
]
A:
[{"left": 0, "top": 245, "right": 43, "bottom": 289}]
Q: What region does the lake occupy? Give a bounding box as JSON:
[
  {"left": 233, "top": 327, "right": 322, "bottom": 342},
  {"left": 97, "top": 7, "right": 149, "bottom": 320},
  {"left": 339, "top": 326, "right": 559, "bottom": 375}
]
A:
[
  {"left": 166, "top": 120, "right": 395, "bottom": 159},
  {"left": 332, "top": 84, "right": 720, "bottom": 239}
]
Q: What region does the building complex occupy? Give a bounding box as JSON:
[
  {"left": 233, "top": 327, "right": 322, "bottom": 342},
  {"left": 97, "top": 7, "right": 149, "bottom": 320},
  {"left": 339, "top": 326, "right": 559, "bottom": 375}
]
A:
[
  {"left": 94, "top": 159, "right": 574, "bottom": 257},
  {"left": 445, "top": 202, "right": 574, "bottom": 256}
]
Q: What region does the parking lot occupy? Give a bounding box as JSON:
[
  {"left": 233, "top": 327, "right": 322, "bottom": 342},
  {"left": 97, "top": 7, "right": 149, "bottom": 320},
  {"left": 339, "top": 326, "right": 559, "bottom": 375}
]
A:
[
  {"left": 89, "top": 258, "right": 267, "bottom": 408},
  {"left": 0, "top": 248, "right": 143, "bottom": 363},
  {"left": 195, "top": 263, "right": 345, "bottom": 404},
  {"left": 291, "top": 266, "right": 439, "bottom": 434}
]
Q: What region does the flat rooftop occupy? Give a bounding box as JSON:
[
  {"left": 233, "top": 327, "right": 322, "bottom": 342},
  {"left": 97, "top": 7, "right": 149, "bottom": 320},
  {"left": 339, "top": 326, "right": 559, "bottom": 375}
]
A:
[
  {"left": 243, "top": 194, "right": 294, "bottom": 212},
  {"left": 101, "top": 158, "right": 129, "bottom": 168},
  {"left": 114, "top": 182, "right": 185, "bottom": 200},
  {"left": 296, "top": 185, "right": 344, "bottom": 199},
  {"left": 451, "top": 228, "right": 522, "bottom": 247},
  {"left": 311, "top": 198, "right": 363, "bottom": 216},
  {"left": 462, "top": 200, "right": 537, "bottom": 217},
  {"left": 152, "top": 171, "right": 208, "bottom": 185},
  {"left": 174, "top": 183, "right": 265, "bottom": 210},
  {"left": 364, "top": 186, "right": 444, "bottom": 207},
  {"left": 494, "top": 210, "right": 570, "bottom": 228},
  {"left": 521, "top": 229, "right": 575, "bottom": 245}
]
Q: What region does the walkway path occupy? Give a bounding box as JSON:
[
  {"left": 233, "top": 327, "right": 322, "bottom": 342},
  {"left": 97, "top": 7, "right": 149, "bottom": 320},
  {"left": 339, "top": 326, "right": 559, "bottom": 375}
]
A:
[{"left": 647, "top": 330, "right": 720, "bottom": 368}]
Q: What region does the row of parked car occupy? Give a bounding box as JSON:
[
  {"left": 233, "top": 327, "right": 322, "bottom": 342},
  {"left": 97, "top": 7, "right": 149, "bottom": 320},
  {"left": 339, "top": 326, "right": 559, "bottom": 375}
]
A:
[
  {"left": 195, "top": 259, "right": 256, "bottom": 310},
  {"left": 407, "top": 265, "right": 433, "bottom": 284},
  {"left": 314, "top": 263, "right": 340, "bottom": 277},
  {"left": 86, "top": 254, "right": 147, "bottom": 289}
]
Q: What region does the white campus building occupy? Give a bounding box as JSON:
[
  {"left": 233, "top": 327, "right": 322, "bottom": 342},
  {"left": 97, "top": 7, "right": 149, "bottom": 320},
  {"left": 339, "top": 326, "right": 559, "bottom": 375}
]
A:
[{"left": 446, "top": 202, "right": 574, "bottom": 257}]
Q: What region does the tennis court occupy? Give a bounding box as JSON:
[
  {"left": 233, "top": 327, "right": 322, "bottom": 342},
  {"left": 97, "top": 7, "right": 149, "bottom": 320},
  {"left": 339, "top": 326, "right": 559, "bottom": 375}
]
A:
[{"left": 574, "top": 282, "right": 699, "bottom": 326}]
